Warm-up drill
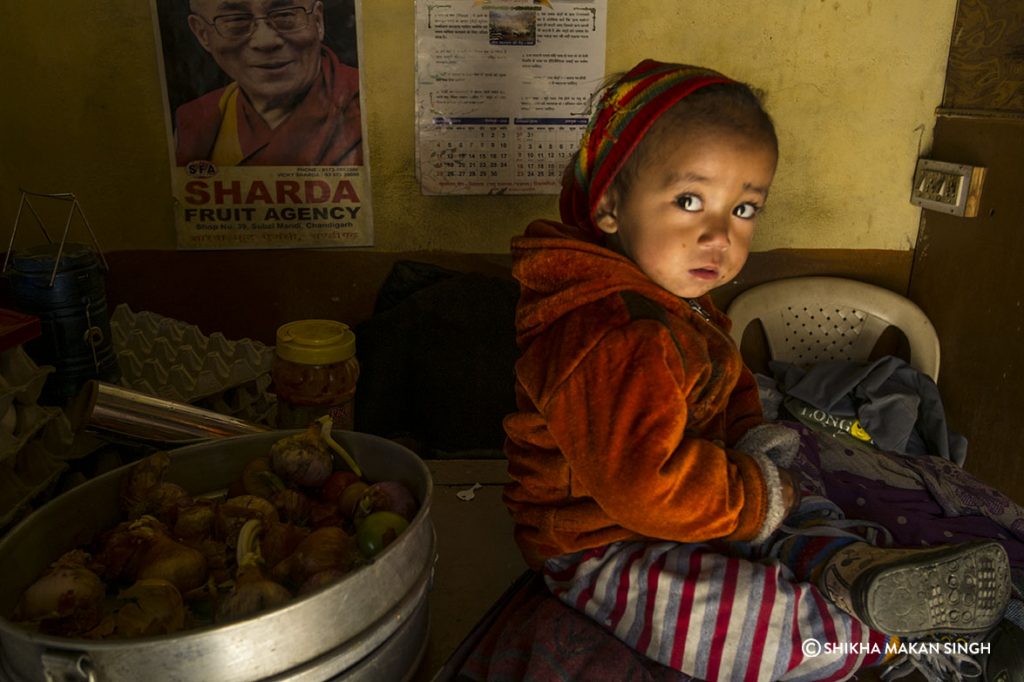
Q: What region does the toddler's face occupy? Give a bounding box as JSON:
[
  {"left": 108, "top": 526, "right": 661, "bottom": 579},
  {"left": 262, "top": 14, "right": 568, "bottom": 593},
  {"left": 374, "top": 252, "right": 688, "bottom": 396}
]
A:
[{"left": 594, "top": 126, "right": 777, "bottom": 299}]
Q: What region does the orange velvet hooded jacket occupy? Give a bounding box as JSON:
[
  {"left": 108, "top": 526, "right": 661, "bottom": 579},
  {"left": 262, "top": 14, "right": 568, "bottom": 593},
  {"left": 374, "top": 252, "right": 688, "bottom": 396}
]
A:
[{"left": 503, "top": 219, "right": 781, "bottom": 569}]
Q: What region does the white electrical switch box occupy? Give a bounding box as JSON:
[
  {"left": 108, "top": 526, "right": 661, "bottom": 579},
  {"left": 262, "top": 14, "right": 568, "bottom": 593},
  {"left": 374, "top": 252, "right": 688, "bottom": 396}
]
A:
[{"left": 910, "top": 158, "right": 986, "bottom": 218}]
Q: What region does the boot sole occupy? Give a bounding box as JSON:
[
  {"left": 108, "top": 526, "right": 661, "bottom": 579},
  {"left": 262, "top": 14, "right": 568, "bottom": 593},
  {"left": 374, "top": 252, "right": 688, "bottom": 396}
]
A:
[{"left": 852, "top": 540, "right": 1010, "bottom": 638}]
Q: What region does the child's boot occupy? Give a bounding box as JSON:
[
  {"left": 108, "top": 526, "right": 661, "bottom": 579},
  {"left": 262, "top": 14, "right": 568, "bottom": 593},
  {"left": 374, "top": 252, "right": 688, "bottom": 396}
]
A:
[
  {"left": 978, "top": 618, "right": 1024, "bottom": 682},
  {"left": 817, "top": 539, "right": 1010, "bottom": 638}
]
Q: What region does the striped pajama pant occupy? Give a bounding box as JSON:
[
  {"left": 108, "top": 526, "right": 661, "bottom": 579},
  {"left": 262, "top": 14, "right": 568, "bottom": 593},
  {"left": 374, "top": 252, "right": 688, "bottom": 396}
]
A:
[{"left": 543, "top": 497, "right": 892, "bottom": 682}]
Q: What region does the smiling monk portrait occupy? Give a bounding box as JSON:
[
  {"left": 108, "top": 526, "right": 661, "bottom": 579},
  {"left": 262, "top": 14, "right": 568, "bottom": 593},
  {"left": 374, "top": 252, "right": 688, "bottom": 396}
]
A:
[{"left": 174, "top": 0, "right": 363, "bottom": 167}]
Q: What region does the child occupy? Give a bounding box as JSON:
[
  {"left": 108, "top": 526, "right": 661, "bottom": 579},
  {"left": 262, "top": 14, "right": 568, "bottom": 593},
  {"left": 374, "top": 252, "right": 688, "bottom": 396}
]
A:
[{"left": 503, "top": 59, "right": 1012, "bottom": 681}]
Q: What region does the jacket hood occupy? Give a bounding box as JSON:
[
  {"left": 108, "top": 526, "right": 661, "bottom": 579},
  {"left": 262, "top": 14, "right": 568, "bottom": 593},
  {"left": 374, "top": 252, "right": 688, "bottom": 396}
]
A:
[{"left": 510, "top": 219, "right": 704, "bottom": 345}]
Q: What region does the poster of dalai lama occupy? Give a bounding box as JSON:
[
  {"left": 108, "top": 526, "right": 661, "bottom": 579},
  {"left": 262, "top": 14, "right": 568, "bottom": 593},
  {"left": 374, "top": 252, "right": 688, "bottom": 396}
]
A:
[{"left": 152, "top": 0, "right": 372, "bottom": 249}]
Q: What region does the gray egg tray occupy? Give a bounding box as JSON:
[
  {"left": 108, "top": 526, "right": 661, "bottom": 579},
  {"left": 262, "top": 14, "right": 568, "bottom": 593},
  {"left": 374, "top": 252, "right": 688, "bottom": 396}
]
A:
[
  {"left": 0, "top": 345, "right": 73, "bottom": 529},
  {"left": 110, "top": 305, "right": 275, "bottom": 423}
]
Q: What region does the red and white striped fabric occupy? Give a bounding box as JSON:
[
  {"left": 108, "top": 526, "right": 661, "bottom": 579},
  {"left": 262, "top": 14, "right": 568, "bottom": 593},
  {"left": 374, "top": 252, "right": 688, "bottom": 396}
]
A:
[{"left": 544, "top": 541, "right": 890, "bottom": 682}]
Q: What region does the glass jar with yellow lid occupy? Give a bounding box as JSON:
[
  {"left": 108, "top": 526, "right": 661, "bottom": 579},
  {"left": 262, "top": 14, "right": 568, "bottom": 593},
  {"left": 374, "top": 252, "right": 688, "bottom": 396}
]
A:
[{"left": 271, "top": 319, "right": 360, "bottom": 430}]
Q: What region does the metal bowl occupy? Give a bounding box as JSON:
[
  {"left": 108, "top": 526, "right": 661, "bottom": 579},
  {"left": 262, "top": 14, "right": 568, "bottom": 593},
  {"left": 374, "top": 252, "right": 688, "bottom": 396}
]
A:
[{"left": 0, "top": 431, "right": 435, "bottom": 681}]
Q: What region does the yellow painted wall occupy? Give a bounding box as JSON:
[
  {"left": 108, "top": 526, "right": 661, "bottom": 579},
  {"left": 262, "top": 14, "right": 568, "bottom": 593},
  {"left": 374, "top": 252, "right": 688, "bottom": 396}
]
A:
[{"left": 0, "top": 1, "right": 955, "bottom": 254}]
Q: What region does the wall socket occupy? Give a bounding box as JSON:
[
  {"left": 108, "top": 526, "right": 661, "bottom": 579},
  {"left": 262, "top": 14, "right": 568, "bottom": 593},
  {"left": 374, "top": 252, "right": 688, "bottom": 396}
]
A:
[{"left": 910, "top": 158, "right": 986, "bottom": 217}]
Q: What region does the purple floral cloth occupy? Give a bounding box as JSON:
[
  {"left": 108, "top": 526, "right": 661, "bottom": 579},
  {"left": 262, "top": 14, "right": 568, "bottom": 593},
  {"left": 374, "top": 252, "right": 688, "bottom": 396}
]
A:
[{"left": 786, "top": 421, "right": 1024, "bottom": 579}]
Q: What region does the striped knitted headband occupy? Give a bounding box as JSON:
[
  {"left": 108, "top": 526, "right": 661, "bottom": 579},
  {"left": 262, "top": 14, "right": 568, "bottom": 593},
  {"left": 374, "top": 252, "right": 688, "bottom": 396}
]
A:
[{"left": 559, "top": 60, "right": 736, "bottom": 235}]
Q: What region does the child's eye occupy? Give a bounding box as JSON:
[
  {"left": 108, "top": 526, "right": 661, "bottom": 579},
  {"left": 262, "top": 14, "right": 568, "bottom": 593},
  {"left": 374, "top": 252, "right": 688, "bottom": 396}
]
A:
[
  {"left": 733, "top": 202, "right": 760, "bottom": 219},
  {"left": 676, "top": 194, "right": 703, "bottom": 212}
]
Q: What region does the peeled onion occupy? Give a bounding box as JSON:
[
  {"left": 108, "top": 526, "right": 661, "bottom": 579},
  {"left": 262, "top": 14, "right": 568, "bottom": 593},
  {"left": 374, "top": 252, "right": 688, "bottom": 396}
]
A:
[{"left": 15, "top": 550, "right": 105, "bottom": 637}]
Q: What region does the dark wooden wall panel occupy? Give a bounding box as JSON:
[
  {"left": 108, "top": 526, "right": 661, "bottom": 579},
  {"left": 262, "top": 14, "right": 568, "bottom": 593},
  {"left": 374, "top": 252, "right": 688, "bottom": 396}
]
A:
[
  {"left": 93, "top": 247, "right": 910, "bottom": 347},
  {"left": 909, "top": 115, "right": 1024, "bottom": 502},
  {"left": 99, "top": 250, "right": 515, "bottom": 344}
]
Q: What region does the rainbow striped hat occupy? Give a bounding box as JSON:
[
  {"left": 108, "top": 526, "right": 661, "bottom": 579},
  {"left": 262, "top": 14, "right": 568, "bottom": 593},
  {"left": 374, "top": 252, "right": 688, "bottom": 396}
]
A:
[{"left": 559, "top": 60, "right": 735, "bottom": 235}]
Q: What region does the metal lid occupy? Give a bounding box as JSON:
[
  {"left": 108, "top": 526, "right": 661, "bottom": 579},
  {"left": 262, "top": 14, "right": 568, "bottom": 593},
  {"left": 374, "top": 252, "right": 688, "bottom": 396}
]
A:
[{"left": 275, "top": 319, "right": 356, "bottom": 365}]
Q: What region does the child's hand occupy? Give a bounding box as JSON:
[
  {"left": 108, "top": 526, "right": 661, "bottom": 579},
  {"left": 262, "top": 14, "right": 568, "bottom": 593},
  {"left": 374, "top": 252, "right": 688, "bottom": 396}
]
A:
[{"left": 779, "top": 468, "right": 801, "bottom": 518}]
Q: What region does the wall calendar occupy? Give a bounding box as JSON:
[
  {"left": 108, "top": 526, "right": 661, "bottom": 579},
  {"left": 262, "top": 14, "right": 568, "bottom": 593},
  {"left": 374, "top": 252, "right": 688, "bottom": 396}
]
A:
[{"left": 415, "top": 0, "right": 608, "bottom": 195}]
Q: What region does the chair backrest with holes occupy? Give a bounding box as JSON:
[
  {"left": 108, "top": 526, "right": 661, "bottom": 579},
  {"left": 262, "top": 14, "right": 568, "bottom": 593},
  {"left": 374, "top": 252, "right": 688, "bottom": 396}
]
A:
[{"left": 725, "top": 276, "right": 941, "bottom": 381}]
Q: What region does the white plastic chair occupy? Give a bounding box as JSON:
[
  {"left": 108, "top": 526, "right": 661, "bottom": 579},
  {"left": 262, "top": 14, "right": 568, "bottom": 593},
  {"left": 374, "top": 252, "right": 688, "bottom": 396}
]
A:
[{"left": 726, "top": 276, "right": 940, "bottom": 381}]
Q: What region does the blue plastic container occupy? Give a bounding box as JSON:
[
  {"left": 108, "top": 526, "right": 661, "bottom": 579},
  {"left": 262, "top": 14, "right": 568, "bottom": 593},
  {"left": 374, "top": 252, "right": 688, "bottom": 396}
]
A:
[{"left": 5, "top": 243, "right": 120, "bottom": 401}]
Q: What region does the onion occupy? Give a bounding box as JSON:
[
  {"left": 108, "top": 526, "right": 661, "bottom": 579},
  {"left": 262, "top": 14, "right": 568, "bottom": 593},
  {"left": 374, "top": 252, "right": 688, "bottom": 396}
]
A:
[
  {"left": 114, "top": 579, "right": 186, "bottom": 637},
  {"left": 120, "top": 451, "right": 172, "bottom": 518},
  {"left": 216, "top": 495, "right": 279, "bottom": 548},
  {"left": 15, "top": 550, "right": 105, "bottom": 637},
  {"left": 118, "top": 452, "right": 194, "bottom": 523},
  {"left": 259, "top": 521, "right": 310, "bottom": 569},
  {"left": 240, "top": 457, "right": 284, "bottom": 499},
  {"left": 216, "top": 561, "right": 292, "bottom": 624},
  {"left": 135, "top": 529, "right": 209, "bottom": 593},
  {"left": 354, "top": 481, "right": 418, "bottom": 523},
  {"left": 173, "top": 501, "right": 216, "bottom": 542},
  {"left": 146, "top": 481, "right": 192, "bottom": 524},
  {"left": 189, "top": 537, "right": 232, "bottom": 585},
  {"left": 92, "top": 520, "right": 151, "bottom": 582},
  {"left": 221, "top": 495, "right": 278, "bottom": 520},
  {"left": 269, "top": 423, "right": 333, "bottom": 488},
  {"left": 297, "top": 569, "right": 347, "bottom": 596},
  {"left": 320, "top": 471, "right": 361, "bottom": 504},
  {"left": 217, "top": 520, "right": 292, "bottom": 623},
  {"left": 273, "top": 489, "right": 312, "bottom": 525},
  {"left": 338, "top": 481, "right": 370, "bottom": 519},
  {"left": 308, "top": 499, "right": 342, "bottom": 528},
  {"left": 271, "top": 526, "right": 360, "bottom": 587}
]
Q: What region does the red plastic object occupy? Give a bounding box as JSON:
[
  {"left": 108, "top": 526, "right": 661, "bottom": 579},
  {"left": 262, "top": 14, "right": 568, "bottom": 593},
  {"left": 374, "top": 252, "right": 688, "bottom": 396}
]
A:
[{"left": 0, "top": 308, "right": 41, "bottom": 353}]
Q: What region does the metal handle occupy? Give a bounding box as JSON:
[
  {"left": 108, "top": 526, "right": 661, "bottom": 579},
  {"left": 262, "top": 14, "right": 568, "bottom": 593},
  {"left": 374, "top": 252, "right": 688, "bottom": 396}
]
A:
[
  {"left": 40, "top": 650, "right": 96, "bottom": 682},
  {"left": 81, "top": 297, "right": 104, "bottom": 372},
  {"left": 3, "top": 190, "right": 109, "bottom": 286}
]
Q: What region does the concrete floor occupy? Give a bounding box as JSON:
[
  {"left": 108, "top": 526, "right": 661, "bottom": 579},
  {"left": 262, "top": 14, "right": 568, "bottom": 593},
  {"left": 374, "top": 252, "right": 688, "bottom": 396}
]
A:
[{"left": 414, "top": 459, "right": 527, "bottom": 681}]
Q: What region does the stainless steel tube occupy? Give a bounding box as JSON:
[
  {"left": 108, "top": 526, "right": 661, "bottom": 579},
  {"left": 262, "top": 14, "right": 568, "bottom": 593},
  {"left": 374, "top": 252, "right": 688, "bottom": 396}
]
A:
[{"left": 69, "top": 380, "right": 268, "bottom": 443}]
